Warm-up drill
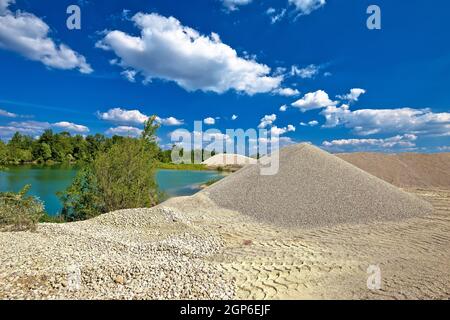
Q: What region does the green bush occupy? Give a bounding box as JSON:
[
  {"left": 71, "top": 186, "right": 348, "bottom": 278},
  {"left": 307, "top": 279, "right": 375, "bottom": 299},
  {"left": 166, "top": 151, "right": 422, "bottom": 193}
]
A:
[
  {"left": 0, "top": 185, "right": 44, "bottom": 231},
  {"left": 59, "top": 117, "right": 161, "bottom": 221}
]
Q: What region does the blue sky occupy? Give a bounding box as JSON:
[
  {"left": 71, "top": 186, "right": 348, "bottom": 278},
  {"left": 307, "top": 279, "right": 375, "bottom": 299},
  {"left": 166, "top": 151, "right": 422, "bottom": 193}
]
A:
[{"left": 0, "top": 0, "right": 449, "bottom": 153}]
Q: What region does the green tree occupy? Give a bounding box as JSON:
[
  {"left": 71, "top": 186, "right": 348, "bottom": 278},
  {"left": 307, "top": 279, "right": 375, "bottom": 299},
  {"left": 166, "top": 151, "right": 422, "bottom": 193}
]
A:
[
  {"left": 59, "top": 117, "right": 161, "bottom": 220},
  {"left": 58, "top": 166, "right": 104, "bottom": 221}
]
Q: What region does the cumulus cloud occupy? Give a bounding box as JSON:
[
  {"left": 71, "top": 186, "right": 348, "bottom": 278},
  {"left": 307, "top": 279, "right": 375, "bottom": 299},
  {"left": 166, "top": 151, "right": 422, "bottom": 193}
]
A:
[
  {"left": 270, "top": 126, "right": 287, "bottom": 136},
  {"left": 0, "top": 0, "right": 13, "bottom": 14},
  {"left": 97, "top": 108, "right": 148, "bottom": 125},
  {"left": 97, "top": 13, "right": 283, "bottom": 95},
  {"left": 0, "top": 108, "right": 17, "bottom": 118},
  {"left": 106, "top": 126, "right": 142, "bottom": 137},
  {"left": 53, "top": 121, "right": 89, "bottom": 133},
  {"left": 0, "top": 120, "right": 90, "bottom": 140},
  {"left": 158, "top": 116, "right": 184, "bottom": 126},
  {"left": 204, "top": 117, "right": 216, "bottom": 125},
  {"left": 300, "top": 120, "right": 319, "bottom": 127},
  {"left": 274, "top": 87, "right": 300, "bottom": 97},
  {"left": 322, "top": 134, "right": 418, "bottom": 152},
  {"left": 321, "top": 105, "right": 450, "bottom": 136},
  {"left": 0, "top": 1, "right": 92, "bottom": 73},
  {"left": 279, "top": 105, "right": 288, "bottom": 112},
  {"left": 258, "top": 114, "right": 277, "bottom": 129},
  {"left": 0, "top": 120, "right": 50, "bottom": 139},
  {"left": 221, "top": 0, "right": 253, "bottom": 11},
  {"left": 121, "top": 69, "right": 137, "bottom": 82},
  {"left": 291, "top": 64, "right": 320, "bottom": 79},
  {"left": 231, "top": 114, "right": 238, "bottom": 120},
  {"left": 292, "top": 90, "right": 337, "bottom": 112},
  {"left": 337, "top": 88, "right": 366, "bottom": 103},
  {"left": 97, "top": 108, "right": 183, "bottom": 126},
  {"left": 289, "top": 0, "right": 326, "bottom": 16}
]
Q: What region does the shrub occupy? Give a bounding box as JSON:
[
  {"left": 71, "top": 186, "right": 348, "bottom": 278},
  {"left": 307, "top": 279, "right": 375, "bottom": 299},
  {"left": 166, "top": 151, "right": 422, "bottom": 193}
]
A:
[
  {"left": 0, "top": 185, "right": 44, "bottom": 231},
  {"left": 59, "top": 117, "right": 161, "bottom": 221},
  {"left": 58, "top": 166, "right": 105, "bottom": 221}
]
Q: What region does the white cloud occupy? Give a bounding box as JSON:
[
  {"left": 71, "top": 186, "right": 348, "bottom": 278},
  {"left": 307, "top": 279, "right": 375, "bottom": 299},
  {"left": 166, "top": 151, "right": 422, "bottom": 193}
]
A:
[
  {"left": 97, "top": 13, "right": 282, "bottom": 95},
  {"left": 106, "top": 126, "right": 142, "bottom": 137},
  {"left": 258, "top": 114, "right": 277, "bottom": 129},
  {"left": 269, "top": 124, "right": 296, "bottom": 136},
  {"left": 321, "top": 105, "right": 450, "bottom": 137},
  {"left": 0, "top": 0, "right": 13, "bottom": 14},
  {"left": 279, "top": 104, "right": 288, "bottom": 112},
  {"left": 300, "top": 120, "right": 319, "bottom": 127},
  {"left": 204, "top": 117, "right": 216, "bottom": 125},
  {"left": 158, "top": 116, "right": 184, "bottom": 126},
  {"left": 275, "top": 87, "right": 300, "bottom": 97},
  {"left": 0, "top": 120, "right": 50, "bottom": 139},
  {"left": 291, "top": 64, "right": 320, "bottom": 79},
  {"left": 322, "top": 134, "right": 418, "bottom": 152},
  {"left": 270, "top": 126, "right": 287, "bottom": 136},
  {"left": 231, "top": 114, "right": 238, "bottom": 120},
  {"left": 97, "top": 108, "right": 148, "bottom": 125},
  {"left": 0, "top": 108, "right": 17, "bottom": 118},
  {"left": 289, "top": 0, "right": 326, "bottom": 16},
  {"left": 0, "top": 1, "right": 92, "bottom": 73},
  {"left": 121, "top": 69, "right": 137, "bottom": 82},
  {"left": 287, "top": 124, "right": 296, "bottom": 132},
  {"left": 53, "top": 121, "right": 89, "bottom": 133},
  {"left": 292, "top": 90, "right": 337, "bottom": 112},
  {"left": 337, "top": 88, "right": 366, "bottom": 103},
  {"left": 221, "top": 0, "right": 253, "bottom": 11},
  {"left": 0, "top": 119, "right": 90, "bottom": 139},
  {"left": 437, "top": 146, "right": 450, "bottom": 152},
  {"left": 97, "top": 108, "right": 183, "bottom": 126},
  {"left": 266, "top": 7, "right": 287, "bottom": 24}
]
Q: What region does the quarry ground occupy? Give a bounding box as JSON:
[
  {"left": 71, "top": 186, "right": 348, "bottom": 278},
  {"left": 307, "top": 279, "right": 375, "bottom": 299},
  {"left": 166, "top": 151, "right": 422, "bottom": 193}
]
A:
[
  {"left": 1, "top": 187, "right": 449, "bottom": 300},
  {"left": 167, "top": 188, "right": 450, "bottom": 300}
]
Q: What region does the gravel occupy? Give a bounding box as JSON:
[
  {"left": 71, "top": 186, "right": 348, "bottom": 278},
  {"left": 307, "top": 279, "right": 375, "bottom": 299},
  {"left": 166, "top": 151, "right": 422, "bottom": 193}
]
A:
[
  {"left": 0, "top": 207, "right": 234, "bottom": 300},
  {"left": 204, "top": 143, "right": 434, "bottom": 229},
  {"left": 202, "top": 153, "right": 257, "bottom": 166}
]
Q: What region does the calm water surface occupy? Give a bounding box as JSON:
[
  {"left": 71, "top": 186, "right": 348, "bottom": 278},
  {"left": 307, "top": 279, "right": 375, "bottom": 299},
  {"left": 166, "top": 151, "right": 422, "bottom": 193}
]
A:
[{"left": 0, "top": 165, "right": 224, "bottom": 215}]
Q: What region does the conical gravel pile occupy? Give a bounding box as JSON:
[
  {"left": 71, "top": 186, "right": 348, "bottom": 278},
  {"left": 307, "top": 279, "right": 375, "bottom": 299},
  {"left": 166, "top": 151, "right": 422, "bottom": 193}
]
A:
[{"left": 204, "top": 143, "right": 433, "bottom": 228}]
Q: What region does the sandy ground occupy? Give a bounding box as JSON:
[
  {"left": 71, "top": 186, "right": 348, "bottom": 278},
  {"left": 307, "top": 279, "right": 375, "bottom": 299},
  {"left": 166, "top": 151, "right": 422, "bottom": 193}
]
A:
[
  {"left": 164, "top": 188, "right": 450, "bottom": 299},
  {"left": 0, "top": 188, "right": 449, "bottom": 299}
]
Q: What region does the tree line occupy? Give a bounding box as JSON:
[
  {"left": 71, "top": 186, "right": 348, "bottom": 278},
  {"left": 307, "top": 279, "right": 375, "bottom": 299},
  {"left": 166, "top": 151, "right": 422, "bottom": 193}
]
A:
[
  {"left": 0, "top": 129, "right": 175, "bottom": 165},
  {"left": 0, "top": 129, "right": 220, "bottom": 166}
]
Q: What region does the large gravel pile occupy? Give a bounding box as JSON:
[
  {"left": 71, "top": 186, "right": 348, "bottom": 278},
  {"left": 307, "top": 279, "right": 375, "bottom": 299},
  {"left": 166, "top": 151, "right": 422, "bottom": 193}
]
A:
[{"left": 204, "top": 143, "right": 434, "bottom": 228}]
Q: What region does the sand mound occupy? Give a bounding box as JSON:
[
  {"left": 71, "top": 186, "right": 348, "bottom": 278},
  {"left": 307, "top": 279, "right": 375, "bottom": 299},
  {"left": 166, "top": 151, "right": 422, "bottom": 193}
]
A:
[
  {"left": 204, "top": 144, "right": 433, "bottom": 228},
  {"left": 202, "top": 153, "right": 257, "bottom": 166},
  {"left": 337, "top": 152, "right": 450, "bottom": 188}
]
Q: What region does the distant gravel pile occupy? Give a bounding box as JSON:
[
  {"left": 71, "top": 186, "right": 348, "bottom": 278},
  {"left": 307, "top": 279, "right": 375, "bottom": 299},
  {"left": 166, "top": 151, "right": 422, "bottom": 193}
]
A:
[
  {"left": 203, "top": 154, "right": 257, "bottom": 167},
  {"left": 205, "top": 143, "right": 434, "bottom": 228},
  {"left": 337, "top": 152, "right": 450, "bottom": 188}
]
